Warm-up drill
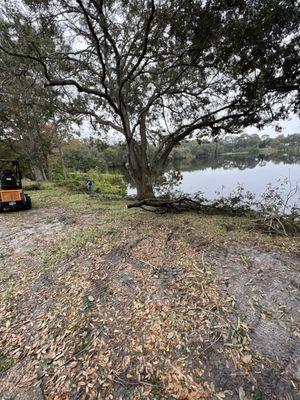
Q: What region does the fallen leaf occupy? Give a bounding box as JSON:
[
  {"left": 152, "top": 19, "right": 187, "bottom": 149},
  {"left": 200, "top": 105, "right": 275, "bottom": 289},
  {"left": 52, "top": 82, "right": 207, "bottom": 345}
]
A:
[
  {"left": 239, "top": 386, "right": 245, "bottom": 400},
  {"left": 241, "top": 354, "right": 252, "bottom": 364}
]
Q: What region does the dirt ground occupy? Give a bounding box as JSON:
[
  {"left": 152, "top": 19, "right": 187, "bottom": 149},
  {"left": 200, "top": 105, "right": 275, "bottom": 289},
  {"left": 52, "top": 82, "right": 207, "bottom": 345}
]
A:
[{"left": 0, "top": 189, "right": 299, "bottom": 399}]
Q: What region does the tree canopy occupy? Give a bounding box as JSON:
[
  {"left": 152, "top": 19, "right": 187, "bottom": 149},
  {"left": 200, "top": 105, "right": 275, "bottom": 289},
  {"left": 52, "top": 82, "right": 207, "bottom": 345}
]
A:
[
  {"left": 0, "top": 0, "right": 299, "bottom": 197},
  {"left": 0, "top": 36, "right": 83, "bottom": 179}
]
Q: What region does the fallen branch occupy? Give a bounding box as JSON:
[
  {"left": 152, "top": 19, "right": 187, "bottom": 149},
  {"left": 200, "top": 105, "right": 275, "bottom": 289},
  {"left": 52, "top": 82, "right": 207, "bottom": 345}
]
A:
[
  {"left": 128, "top": 197, "right": 209, "bottom": 212},
  {"left": 127, "top": 197, "right": 201, "bottom": 210},
  {"left": 128, "top": 196, "right": 300, "bottom": 235},
  {"left": 253, "top": 214, "right": 300, "bottom": 236},
  {"left": 127, "top": 197, "right": 249, "bottom": 215}
]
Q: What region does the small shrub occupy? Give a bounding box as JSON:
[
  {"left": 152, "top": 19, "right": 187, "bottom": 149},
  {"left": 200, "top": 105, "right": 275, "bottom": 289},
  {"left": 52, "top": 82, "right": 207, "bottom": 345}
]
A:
[
  {"left": 209, "top": 184, "right": 255, "bottom": 215},
  {"left": 255, "top": 178, "right": 300, "bottom": 235},
  {"left": 22, "top": 181, "right": 42, "bottom": 191}
]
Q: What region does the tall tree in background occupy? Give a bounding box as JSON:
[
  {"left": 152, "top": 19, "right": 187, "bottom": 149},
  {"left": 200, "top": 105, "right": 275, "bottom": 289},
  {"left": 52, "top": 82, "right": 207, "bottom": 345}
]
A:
[
  {"left": 0, "top": 37, "right": 80, "bottom": 180},
  {"left": 0, "top": 0, "right": 299, "bottom": 197}
]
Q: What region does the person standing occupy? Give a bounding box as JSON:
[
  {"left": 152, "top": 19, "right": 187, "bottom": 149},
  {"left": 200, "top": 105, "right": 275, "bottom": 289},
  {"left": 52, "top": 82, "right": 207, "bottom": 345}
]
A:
[{"left": 86, "top": 176, "right": 94, "bottom": 193}]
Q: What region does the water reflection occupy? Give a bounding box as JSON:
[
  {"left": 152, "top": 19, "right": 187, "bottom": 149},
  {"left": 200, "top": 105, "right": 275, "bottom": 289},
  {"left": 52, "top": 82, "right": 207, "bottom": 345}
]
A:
[
  {"left": 172, "top": 153, "right": 300, "bottom": 173},
  {"left": 175, "top": 158, "right": 300, "bottom": 202}
]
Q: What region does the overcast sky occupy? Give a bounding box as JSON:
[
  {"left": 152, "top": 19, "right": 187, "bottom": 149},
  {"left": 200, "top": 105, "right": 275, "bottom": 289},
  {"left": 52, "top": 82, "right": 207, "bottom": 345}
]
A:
[{"left": 246, "top": 114, "right": 299, "bottom": 138}]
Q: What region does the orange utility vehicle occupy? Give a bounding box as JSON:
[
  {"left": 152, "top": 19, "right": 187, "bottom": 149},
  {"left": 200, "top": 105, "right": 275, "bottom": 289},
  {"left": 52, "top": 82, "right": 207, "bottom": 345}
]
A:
[{"left": 0, "top": 159, "right": 31, "bottom": 211}]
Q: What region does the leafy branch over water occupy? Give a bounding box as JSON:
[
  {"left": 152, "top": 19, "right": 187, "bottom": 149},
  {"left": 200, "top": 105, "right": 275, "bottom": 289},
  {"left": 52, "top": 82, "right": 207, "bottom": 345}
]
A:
[{"left": 254, "top": 178, "right": 300, "bottom": 235}]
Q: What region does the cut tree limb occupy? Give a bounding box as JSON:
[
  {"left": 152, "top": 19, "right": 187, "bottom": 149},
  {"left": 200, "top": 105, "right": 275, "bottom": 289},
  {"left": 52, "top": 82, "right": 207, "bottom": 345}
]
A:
[{"left": 127, "top": 197, "right": 204, "bottom": 212}]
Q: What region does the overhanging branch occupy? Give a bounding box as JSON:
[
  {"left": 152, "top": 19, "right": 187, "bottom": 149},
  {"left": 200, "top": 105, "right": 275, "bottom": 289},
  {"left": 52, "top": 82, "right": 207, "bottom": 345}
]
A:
[{"left": 0, "top": 45, "right": 123, "bottom": 117}]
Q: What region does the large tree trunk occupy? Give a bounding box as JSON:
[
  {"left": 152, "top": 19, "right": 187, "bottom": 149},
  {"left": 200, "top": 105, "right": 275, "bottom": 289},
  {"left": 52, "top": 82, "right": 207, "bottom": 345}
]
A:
[
  {"left": 135, "top": 170, "right": 155, "bottom": 200},
  {"left": 122, "top": 113, "right": 156, "bottom": 200},
  {"left": 127, "top": 139, "right": 155, "bottom": 200}
]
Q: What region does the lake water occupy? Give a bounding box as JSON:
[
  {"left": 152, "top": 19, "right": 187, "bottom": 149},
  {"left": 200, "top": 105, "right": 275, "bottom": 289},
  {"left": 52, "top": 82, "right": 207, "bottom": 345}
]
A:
[
  {"left": 128, "top": 156, "right": 300, "bottom": 205},
  {"left": 177, "top": 160, "right": 300, "bottom": 200}
]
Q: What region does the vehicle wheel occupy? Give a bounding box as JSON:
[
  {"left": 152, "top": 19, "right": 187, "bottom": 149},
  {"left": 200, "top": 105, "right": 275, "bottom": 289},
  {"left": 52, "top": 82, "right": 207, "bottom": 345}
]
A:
[{"left": 22, "top": 194, "right": 32, "bottom": 210}]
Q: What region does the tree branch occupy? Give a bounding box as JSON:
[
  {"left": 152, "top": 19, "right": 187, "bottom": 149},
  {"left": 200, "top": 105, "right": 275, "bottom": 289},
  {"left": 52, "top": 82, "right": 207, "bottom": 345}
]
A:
[
  {"left": 76, "top": 0, "right": 107, "bottom": 86},
  {"left": 0, "top": 44, "right": 125, "bottom": 118},
  {"left": 120, "top": 0, "right": 155, "bottom": 90},
  {"left": 62, "top": 106, "right": 124, "bottom": 133}
]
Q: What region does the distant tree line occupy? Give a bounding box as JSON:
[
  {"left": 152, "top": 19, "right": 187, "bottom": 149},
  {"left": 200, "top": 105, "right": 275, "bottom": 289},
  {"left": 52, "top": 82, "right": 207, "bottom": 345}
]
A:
[
  {"left": 171, "top": 133, "right": 300, "bottom": 163},
  {"left": 1, "top": 132, "right": 298, "bottom": 180}
]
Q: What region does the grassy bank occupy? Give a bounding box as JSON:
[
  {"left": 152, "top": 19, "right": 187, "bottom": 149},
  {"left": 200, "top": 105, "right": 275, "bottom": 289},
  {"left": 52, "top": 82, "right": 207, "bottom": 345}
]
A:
[{"left": 0, "top": 188, "right": 299, "bottom": 399}]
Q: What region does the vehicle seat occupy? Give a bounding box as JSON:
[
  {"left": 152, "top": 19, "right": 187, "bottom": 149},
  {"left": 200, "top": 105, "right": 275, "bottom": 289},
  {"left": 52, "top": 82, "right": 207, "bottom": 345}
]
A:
[{"left": 1, "top": 169, "right": 17, "bottom": 190}]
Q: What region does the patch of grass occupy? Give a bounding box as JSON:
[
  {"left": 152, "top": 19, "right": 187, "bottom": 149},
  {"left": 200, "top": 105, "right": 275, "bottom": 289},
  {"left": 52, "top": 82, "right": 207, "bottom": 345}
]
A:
[
  {"left": 0, "top": 353, "right": 13, "bottom": 373},
  {"left": 41, "top": 222, "right": 123, "bottom": 267},
  {"left": 30, "top": 187, "right": 68, "bottom": 208},
  {"left": 166, "top": 212, "right": 299, "bottom": 252},
  {"left": 3, "top": 285, "right": 14, "bottom": 302},
  {"left": 150, "top": 373, "right": 164, "bottom": 399},
  {"left": 0, "top": 273, "right": 9, "bottom": 285},
  {"left": 253, "top": 388, "right": 265, "bottom": 400},
  {"left": 30, "top": 185, "right": 130, "bottom": 214}
]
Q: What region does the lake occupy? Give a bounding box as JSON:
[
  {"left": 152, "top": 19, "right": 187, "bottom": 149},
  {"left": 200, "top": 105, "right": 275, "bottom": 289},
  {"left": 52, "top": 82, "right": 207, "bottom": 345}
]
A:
[
  {"left": 128, "top": 155, "right": 300, "bottom": 204},
  {"left": 177, "top": 159, "right": 300, "bottom": 200}
]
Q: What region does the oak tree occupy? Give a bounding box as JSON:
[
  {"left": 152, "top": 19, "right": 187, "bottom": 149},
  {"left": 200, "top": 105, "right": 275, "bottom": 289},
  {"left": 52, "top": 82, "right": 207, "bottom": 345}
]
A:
[{"left": 1, "top": 0, "right": 299, "bottom": 197}]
